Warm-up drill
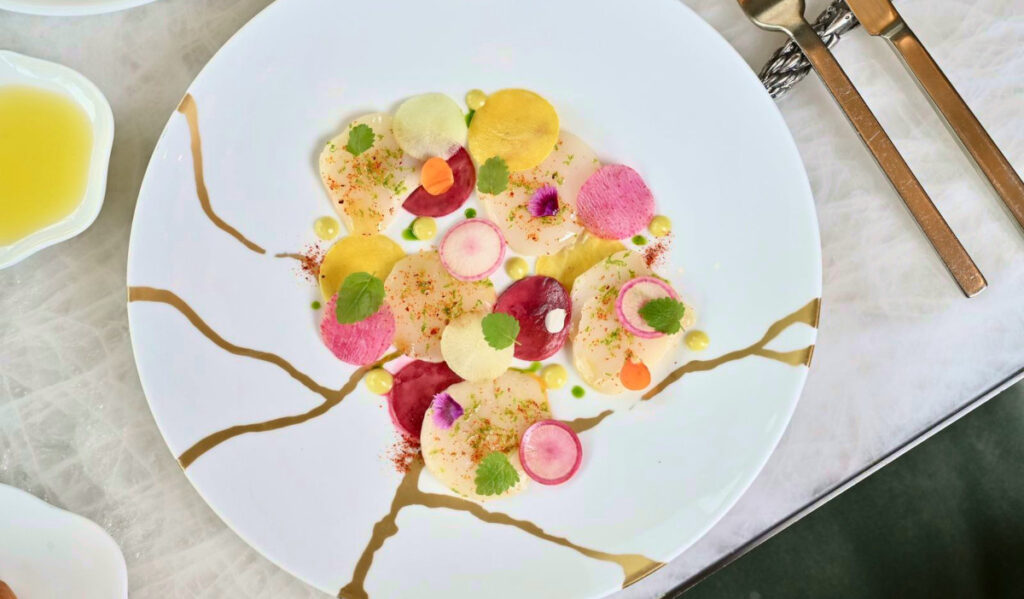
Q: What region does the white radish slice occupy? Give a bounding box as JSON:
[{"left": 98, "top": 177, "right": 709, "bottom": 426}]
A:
[
  {"left": 519, "top": 420, "right": 582, "bottom": 485},
  {"left": 439, "top": 218, "right": 507, "bottom": 281},
  {"left": 615, "top": 276, "right": 680, "bottom": 339}
]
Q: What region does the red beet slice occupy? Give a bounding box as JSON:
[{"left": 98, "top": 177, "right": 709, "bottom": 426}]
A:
[
  {"left": 387, "top": 360, "right": 463, "bottom": 440},
  {"left": 402, "top": 147, "right": 476, "bottom": 217},
  {"left": 494, "top": 275, "right": 571, "bottom": 361}
]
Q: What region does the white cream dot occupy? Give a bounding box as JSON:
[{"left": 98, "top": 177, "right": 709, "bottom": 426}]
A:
[{"left": 545, "top": 309, "right": 566, "bottom": 334}]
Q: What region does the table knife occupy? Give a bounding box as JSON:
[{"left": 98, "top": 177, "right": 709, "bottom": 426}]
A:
[
  {"left": 843, "top": 0, "right": 1024, "bottom": 235},
  {"left": 735, "top": 0, "right": 987, "bottom": 297}
]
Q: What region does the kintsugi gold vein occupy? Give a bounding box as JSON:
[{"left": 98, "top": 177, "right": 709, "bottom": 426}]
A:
[
  {"left": 128, "top": 286, "right": 397, "bottom": 468},
  {"left": 338, "top": 460, "right": 663, "bottom": 599},
  {"left": 177, "top": 94, "right": 266, "bottom": 255},
  {"left": 643, "top": 298, "right": 820, "bottom": 400}
]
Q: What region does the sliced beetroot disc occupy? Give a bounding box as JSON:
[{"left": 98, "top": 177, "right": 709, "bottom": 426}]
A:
[
  {"left": 494, "top": 275, "right": 571, "bottom": 361},
  {"left": 519, "top": 420, "right": 582, "bottom": 485},
  {"left": 387, "top": 360, "right": 463, "bottom": 440},
  {"left": 402, "top": 147, "right": 476, "bottom": 217}
]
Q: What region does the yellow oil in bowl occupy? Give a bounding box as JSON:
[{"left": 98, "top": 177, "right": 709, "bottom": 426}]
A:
[{"left": 0, "top": 85, "right": 93, "bottom": 246}]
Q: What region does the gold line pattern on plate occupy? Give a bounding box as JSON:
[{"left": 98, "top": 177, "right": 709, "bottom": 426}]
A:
[
  {"left": 643, "top": 298, "right": 820, "bottom": 400},
  {"left": 127, "top": 286, "right": 398, "bottom": 468},
  {"left": 130, "top": 270, "right": 818, "bottom": 592},
  {"left": 337, "top": 460, "right": 664, "bottom": 599},
  {"left": 177, "top": 94, "right": 267, "bottom": 255}
]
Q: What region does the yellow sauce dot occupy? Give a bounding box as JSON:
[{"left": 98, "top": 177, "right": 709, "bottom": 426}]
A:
[
  {"left": 685, "top": 330, "right": 710, "bottom": 351},
  {"left": 364, "top": 368, "right": 393, "bottom": 395},
  {"left": 465, "top": 89, "right": 487, "bottom": 110},
  {"left": 411, "top": 217, "right": 437, "bottom": 241},
  {"left": 648, "top": 215, "right": 672, "bottom": 238},
  {"left": 540, "top": 364, "right": 568, "bottom": 390},
  {"left": 313, "top": 216, "right": 340, "bottom": 240},
  {"left": 505, "top": 256, "right": 530, "bottom": 280}
]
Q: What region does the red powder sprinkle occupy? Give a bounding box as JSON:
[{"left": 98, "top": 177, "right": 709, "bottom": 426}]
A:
[
  {"left": 388, "top": 435, "right": 421, "bottom": 474},
  {"left": 644, "top": 238, "right": 669, "bottom": 269},
  {"left": 279, "top": 243, "right": 324, "bottom": 283}
]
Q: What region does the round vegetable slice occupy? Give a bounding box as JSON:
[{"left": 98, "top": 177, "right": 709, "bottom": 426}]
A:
[
  {"left": 402, "top": 148, "right": 476, "bottom": 217},
  {"left": 439, "top": 218, "right": 506, "bottom": 281},
  {"left": 494, "top": 275, "right": 571, "bottom": 361},
  {"left": 615, "top": 276, "right": 680, "bottom": 338},
  {"left": 319, "top": 295, "right": 395, "bottom": 366},
  {"left": 576, "top": 164, "right": 655, "bottom": 239},
  {"left": 467, "top": 88, "right": 559, "bottom": 172},
  {"left": 440, "top": 312, "right": 514, "bottom": 381},
  {"left": 519, "top": 420, "right": 582, "bottom": 485},
  {"left": 387, "top": 360, "right": 462, "bottom": 440},
  {"left": 318, "top": 234, "right": 405, "bottom": 302},
  {"left": 392, "top": 93, "right": 468, "bottom": 160}
]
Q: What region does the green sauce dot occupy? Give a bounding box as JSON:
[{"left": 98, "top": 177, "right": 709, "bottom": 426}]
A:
[
  {"left": 571, "top": 385, "right": 585, "bottom": 398},
  {"left": 464, "top": 208, "right": 477, "bottom": 218},
  {"left": 527, "top": 361, "right": 542, "bottom": 372},
  {"left": 311, "top": 301, "right": 321, "bottom": 310},
  {"left": 401, "top": 227, "right": 417, "bottom": 240},
  {"left": 631, "top": 235, "right": 648, "bottom": 246},
  {"left": 465, "top": 110, "right": 475, "bottom": 126}
]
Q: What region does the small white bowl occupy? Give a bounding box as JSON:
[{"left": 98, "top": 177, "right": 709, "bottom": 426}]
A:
[
  {"left": 0, "top": 484, "right": 128, "bottom": 598},
  {"left": 0, "top": 51, "right": 114, "bottom": 270}
]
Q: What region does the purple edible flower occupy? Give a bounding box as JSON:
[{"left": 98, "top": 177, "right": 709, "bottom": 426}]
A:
[
  {"left": 431, "top": 392, "right": 463, "bottom": 430},
  {"left": 528, "top": 185, "right": 560, "bottom": 217}
]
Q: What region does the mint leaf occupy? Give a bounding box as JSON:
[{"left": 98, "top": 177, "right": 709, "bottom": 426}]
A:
[
  {"left": 345, "top": 124, "right": 375, "bottom": 156},
  {"left": 481, "top": 312, "right": 519, "bottom": 350},
  {"left": 477, "top": 156, "right": 509, "bottom": 194},
  {"left": 335, "top": 272, "right": 385, "bottom": 324},
  {"left": 637, "top": 297, "right": 685, "bottom": 335},
  {"left": 475, "top": 451, "right": 519, "bottom": 496}
]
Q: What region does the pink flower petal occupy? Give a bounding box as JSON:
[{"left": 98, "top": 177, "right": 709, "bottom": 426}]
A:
[
  {"left": 431, "top": 392, "right": 463, "bottom": 430},
  {"left": 528, "top": 185, "right": 560, "bottom": 218}
]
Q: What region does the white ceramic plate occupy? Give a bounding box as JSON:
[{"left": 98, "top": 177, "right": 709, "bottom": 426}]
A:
[
  {"left": 0, "top": 484, "right": 128, "bottom": 599},
  {"left": 0, "top": 0, "right": 153, "bottom": 16},
  {"left": 126, "top": 0, "right": 821, "bottom": 597},
  {"left": 0, "top": 51, "right": 114, "bottom": 269}
]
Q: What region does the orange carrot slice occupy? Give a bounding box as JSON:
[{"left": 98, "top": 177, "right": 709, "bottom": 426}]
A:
[
  {"left": 620, "top": 358, "right": 651, "bottom": 391},
  {"left": 421, "top": 157, "right": 455, "bottom": 196}
]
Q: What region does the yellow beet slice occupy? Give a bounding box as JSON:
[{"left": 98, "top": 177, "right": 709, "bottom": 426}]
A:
[
  {"left": 318, "top": 235, "right": 405, "bottom": 301},
  {"left": 535, "top": 233, "right": 626, "bottom": 292},
  {"left": 467, "top": 89, "right": 559, "bottom": 172}
]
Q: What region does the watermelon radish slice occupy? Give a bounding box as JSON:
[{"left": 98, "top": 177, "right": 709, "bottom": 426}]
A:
[
  {"left": 319, "top": 295, "right": 395, "bottom": 366},
  {"left": 403, "top": 148, "right": 476, "bottom": 217},
  {"left": 494, "top": 275, "right": 571, "bottom": 361},
  {"left": 439, "top": 218, "right": 506, "bottom": 281},
  {"left": 388, "top": 360, "right": 463, "bottom": 440},
  {"left": 615, "top": 276, "right": 679, "bottom": 339},
  {"left": 519, "top": 420, "right": 582, "bottom": 485},
  {"left": 576, "top": 164, "right": 655, "bottom": 239}
]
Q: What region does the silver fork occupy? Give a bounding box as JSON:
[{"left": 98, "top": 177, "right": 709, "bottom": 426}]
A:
[{"left": 735, "top": 0, "right": 987, "bottom": 297}]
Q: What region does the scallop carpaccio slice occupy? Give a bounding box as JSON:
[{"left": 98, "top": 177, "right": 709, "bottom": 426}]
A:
[
  {"left": 494, "top": 275, "right": 571, "bottom": 361},
  {"left": 387, "top": 360, "right": 463, "bottom": 440},
  {"left": 402, "top": 147, "right": 476, "bottom": 217}
]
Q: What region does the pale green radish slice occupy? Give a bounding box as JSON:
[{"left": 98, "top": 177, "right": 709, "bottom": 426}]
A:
[
  {"left": 392, "top": 93, "right": 468, "bottom": 160},
  {"left": 440, "top": 312, "right": 514, "bottom": 381}
]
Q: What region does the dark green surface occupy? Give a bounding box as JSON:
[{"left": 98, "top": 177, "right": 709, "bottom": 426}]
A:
[{"left": 677, "top": 381, "right": 1024, "bottom": 599}]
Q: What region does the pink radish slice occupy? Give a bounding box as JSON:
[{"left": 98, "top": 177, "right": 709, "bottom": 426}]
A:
[
  {"left": 320, "top": 295, "right": 396, "bottom": 365},
  {"left": 576, "top": 164, "right": 655, "bottom": 239},
  {"left": 519, "top": 420, "right": 582, "bottom": 485},
  {"left": 439, "top": 218, "right": 506, "bottom": 281},
  {"left": 388, "top": 360, "right": 463, "bottom": 440},
  {"left": 403, "top": 148, "right": 476, "bottom": 217},
  {"left": 494, "top": 275, "right": 571, "bottom": 361},
  {"left": 615, "top": 276, "right": 680, "bottom": 339}
]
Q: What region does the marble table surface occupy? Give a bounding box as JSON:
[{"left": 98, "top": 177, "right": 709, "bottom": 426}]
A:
[{"left": 1, "top": 0, "right": 1022, "bottom": 597}]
